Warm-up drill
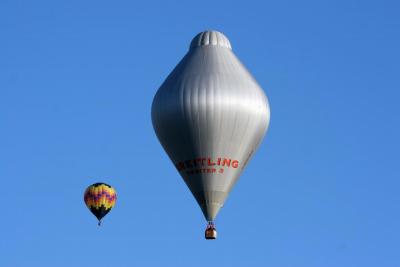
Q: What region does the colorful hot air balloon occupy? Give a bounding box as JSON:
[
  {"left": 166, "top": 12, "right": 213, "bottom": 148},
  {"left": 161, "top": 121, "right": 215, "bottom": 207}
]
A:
[
  {"left": 84, "top": 183, "right": 117, "bottom": 225},
  {"left": 152, "top": 30, "right": 270, "bottom": 239}
]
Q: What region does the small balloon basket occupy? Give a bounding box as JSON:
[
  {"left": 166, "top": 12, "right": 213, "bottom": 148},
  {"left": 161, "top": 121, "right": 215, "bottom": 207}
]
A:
[{"left": 205, "top": 222, "right": 217, "bottom": 240}]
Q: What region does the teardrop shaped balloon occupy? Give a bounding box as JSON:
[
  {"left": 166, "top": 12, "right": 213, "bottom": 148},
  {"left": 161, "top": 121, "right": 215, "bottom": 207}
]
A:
[
  {"left": 152, "top": 31, "right": 270, "bottom": 238},
  {"left": 84, "top": 183, "right": 117, "bottom": 225}
]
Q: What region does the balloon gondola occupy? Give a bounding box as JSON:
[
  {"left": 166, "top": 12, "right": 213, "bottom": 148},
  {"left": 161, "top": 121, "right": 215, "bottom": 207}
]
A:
[{"left": 205, "top": 222, "right": 217, "bottom": 240}]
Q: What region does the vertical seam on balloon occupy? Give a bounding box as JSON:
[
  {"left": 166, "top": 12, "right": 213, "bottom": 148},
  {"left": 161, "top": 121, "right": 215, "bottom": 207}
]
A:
[
  {"left": 198, "top": 52, "right": 204, "bottom": 160},
  {"left": 183, "top": 70, "right": 192, "bottom": 162},
  {"left": 204, "top": 59, "right": 209, "bottom": 158},
  {"left": 220, "top": 49, "right": 230, "bottom": 158},
  {"left": 198, "top": 52, "right": 205, "bottom": 193},
  {"left": 180, "top": 74, "right": 188, "bottom": 160},
  {"left": 229, "top": 68, "right": 239, "bottom": 145}
]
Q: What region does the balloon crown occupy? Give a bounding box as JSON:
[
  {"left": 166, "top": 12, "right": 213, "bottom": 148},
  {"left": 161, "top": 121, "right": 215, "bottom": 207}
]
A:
[{"left": 190, "top": 30, "right": 232, "bottom": 50}]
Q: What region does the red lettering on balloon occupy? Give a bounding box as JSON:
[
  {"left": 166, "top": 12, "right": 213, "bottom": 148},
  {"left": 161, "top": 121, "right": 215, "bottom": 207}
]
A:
[
  {"left": 232, "top": 160, "right": 239, "bottom": 168},
  {"left": 222, "top": 158, "right": 231, "bottom": 167},
  {"left": 207, "top": 158, "right": 216, "bottom": 166},
  {"left": 176, "top": 157, "right": 239, "bottom": 176}
]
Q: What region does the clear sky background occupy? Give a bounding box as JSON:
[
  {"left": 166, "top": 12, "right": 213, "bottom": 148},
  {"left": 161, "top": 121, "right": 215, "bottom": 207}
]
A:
[{"left": 1, "top": 0, "right": 399, "bottom": 266}]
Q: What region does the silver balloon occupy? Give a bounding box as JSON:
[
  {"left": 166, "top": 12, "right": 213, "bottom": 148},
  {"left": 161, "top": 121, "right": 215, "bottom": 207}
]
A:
[{"left": 152, "top": 30, "right": 270, "bottom": 225}]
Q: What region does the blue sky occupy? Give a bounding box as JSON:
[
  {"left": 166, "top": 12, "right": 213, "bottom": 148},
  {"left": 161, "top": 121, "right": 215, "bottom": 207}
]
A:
[{"left": 1, "top": 0, "right": 399, "bottom": 266}]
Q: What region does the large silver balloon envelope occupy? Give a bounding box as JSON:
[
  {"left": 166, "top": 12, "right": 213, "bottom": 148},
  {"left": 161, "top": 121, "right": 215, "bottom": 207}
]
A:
[{"left": 152, "top": 30, "right": 270, "bottom": 224}]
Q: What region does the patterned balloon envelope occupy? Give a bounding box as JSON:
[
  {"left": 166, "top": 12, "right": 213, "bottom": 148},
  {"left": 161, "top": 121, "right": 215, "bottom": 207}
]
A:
[{"left": 84, "top": 183, "right": 117, "bottom": 225}]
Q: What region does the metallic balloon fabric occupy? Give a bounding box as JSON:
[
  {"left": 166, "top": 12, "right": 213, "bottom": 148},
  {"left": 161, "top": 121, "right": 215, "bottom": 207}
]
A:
[{"left": 152, "top": 30, "right": 270, "bottom": 221}]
